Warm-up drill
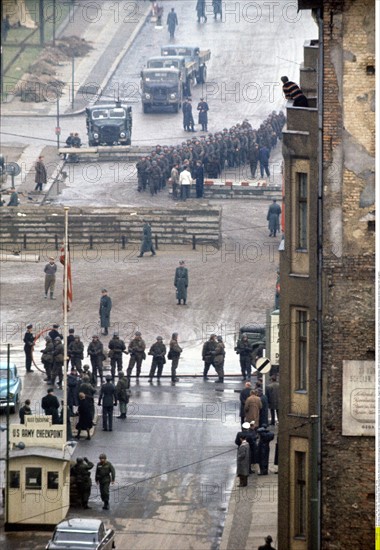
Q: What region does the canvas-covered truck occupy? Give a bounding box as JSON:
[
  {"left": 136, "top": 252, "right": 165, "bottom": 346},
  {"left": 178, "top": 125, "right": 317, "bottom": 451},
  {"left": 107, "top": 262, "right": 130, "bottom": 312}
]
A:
[
  {"left": 160, "top": 45, "right": 211, "bottom": 85},
  {"left": 146, "top": 56, "right": 195, "bottom": 97},
  {"left": 140, "top": 67, "right": 183, "bottom": 113},
  {"left": 85, "top": 101, "right": 132, "bottom": 146}
]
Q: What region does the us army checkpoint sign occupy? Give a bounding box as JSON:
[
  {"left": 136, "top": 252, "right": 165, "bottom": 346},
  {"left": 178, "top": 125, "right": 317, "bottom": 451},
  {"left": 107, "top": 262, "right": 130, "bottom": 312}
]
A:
[{"left": 10, "top": 415, "right": 66, "bottom": 449}]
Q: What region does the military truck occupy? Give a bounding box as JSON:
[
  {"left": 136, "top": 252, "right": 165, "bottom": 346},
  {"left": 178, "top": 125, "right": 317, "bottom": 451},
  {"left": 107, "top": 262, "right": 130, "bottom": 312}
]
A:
[
  {"left": 146, "top": 56, "right": 195, "bottom": 97},
  {"left": 85, "top": 101, "right": 132, "bottom": 146},
  {"left": 140, "top": 67, "right": 183, "bottom": 113},
  {"left": 160, "top": 45, "right": 211, "bottom": 85}
]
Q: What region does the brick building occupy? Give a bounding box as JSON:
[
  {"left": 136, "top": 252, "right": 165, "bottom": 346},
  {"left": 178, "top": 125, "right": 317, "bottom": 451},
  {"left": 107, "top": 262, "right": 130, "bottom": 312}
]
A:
[{"left": 278, "top": 1, "right": 375, "bottom": 549}]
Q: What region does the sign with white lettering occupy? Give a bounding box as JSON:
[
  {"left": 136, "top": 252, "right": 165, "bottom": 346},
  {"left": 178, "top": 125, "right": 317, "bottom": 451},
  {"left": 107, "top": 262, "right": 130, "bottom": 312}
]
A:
[
  {"left": 342, "top": 360, "right": 375, "bottom": 436},
  {"left": 9, "top": 415, "right": 65, "bottom": 449}
]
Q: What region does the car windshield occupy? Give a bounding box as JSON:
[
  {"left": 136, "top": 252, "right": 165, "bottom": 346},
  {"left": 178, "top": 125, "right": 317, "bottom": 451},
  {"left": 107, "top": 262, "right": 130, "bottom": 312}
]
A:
[
  {"left": 54, "top": 530, "right": 98, "bottom": 544},
  {"left": 109, "top": 108, "right": 125, "bottom": 119},
  {"left": 91, "top": 109, "right": 109, "bottom": 119},
  {"left": 149, "top": 60, "right": 179, "bottom": 69},
  {"left": 163, "top": 48, "right": 192, "bottom": 57}
]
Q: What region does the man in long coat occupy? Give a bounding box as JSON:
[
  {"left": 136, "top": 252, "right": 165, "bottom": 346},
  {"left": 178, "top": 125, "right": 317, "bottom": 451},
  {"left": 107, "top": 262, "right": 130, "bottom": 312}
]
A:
[
  {"left": 265, "top": 375, "right": 279, "bottom": 425},
  {"left": 197, "top": 98, "right": 209, "bottom": 131},
  {"left": 174, "top": 260, "right": 189, "bottom": 305},
  {"left": 167, "top": 7, "right": 178, "bottom": 39},
  {"left": 196, "top": 0, "right": 207, "bottom": 22},
  {"left": 244, "top": 389, "right": 262, "bottom": 426},
  {"left": 236, "top": 435, "right": 250, "bottom": 487},
  {"left": 99, "top": 289, "right": 112, "bottom": 335},
  {"left": 34, "top": 155, "right": 47, "bottom": 191},
  {"left": 267, "top": 199, "right": 281, "bottom": 237},
  {"left": 138, "top": 220, "right": 156, "bottom": 257}
]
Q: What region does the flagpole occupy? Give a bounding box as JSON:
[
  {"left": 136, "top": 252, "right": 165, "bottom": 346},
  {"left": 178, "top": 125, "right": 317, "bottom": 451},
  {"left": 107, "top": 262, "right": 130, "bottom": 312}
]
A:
[{"left": 63, "top": 206, "right": 69, "bottom": 441}]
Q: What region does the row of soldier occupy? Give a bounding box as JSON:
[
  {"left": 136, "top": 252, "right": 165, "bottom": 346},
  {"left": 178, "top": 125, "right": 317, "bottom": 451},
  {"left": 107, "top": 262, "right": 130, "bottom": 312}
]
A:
[{"left": 135, "top": 111, "right": 286, "bottom": 194}]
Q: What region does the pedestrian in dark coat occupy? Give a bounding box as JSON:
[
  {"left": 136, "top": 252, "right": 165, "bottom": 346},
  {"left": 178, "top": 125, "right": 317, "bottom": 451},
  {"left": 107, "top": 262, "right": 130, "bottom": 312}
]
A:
[
  {"left": 19, "top": 399, "right": 32, "bottom": 424},
  {"left": 239, "top": 382, "right": 252, "bottom": 426},
  {"left": 78, "top": 375, "right": 96, "bottom": 419},
  {"left": 197, "top": 98, "right": 209, "bottom": 131},
  {"left": 236, "top": 436, "right": 250, "bottom": 487},
  {"left": 41, "top": 388, "right": 60, "bottom": 424},
  {"left": 138, "top": 220, "right": 156, "bottom": 257},
  {"left": 98, "top": 375, "right": 117, "bottom": 431},
  {"left": 71, "top": 457, "right": 94, "bottom": 509},
  {"left": 167, "top": 7, "right": 178, "bottom": 39},
  {"left": 257, "top": 388, "right": 269, "bottom": 427},
  {"left": 95, "top": 453, "right": 115, "bottom": 510},
  {"left": 174, "top": 260, "right": 189, "bottom": 305},
  {"left": 194, "top": 160, "right": 204, "bottom": 198},
  {"left": 234, "top": 421, "right": 250, "bottom": 446},
  {"left": 23, "top": 323, "right": 34, "bottom": 373},
  {"left": 196, "top": 0, "right": 207, "bottom": 22},
  {"left": 182, "top": 98, "right": 195, "bottom": 132},
  {"left": 99, "top": 289, "right": 112, "bottom": 335},
  {"left": 257, "top": 426, "right": 275, "bottom": 475},
  {"left": 148, "top": 336, "right": 167, "bottom": 382},
  {"left": 67, "top": 368, "right": 80, "bottom": 412},
  {"left": 259, "top": 145, "right": 270, "bottom": 177},
  {"left": 258, "top": 535, "right": 276, "bottom": 550},
  {"left": 34, "top": 155, "right": 47, "bottom": 191},
  {"left": 76, "top": 392, "right": 93, "bottom": 439},
  {"left": 265, "top": 375, "right": 279, "bottom": 425},
  {"left": 246, "top": 421, "right": 259, "bottom": 473},
  {"left": 267, "top": 199, "right": 281, "bottom": 237},
  {"left": 212, "top": 0, "right": 222, "bottom": 19}
]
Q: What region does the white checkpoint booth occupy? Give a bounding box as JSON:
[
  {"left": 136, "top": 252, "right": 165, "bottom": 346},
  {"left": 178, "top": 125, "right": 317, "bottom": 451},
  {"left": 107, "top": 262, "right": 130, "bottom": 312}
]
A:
[{"left": 5, "top": 415, "right": 74, "bottom": 530}]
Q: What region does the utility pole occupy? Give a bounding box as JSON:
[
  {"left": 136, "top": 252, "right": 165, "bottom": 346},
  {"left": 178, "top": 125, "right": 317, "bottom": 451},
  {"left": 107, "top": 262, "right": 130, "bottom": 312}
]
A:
[{"left": 39, "top": 0, "right": 44, "bottom": 45}]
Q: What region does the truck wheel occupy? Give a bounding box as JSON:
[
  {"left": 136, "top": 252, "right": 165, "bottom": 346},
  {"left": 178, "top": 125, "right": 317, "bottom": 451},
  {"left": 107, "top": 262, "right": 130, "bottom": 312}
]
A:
[{"left": 143, "top": 104, "right": 150, "bottom": 114}]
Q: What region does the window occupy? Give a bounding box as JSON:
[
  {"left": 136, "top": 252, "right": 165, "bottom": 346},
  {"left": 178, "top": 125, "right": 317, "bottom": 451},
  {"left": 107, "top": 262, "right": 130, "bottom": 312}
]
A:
[
  {"left": 9, "top": 471, "right": 20, "bottom": 489},
  {"left": 297, "top": 172, "right": 308, "bottom": 249},
  {"left": 47, "top": 471, "right": 59, "bottom": 490},
  {"left": 296, "top": 310, "right": 308, "bottom": 391},
  {"left": 25, "top": 467, "right": 42, "bottom": 490},
  {"left": 295, "top": 451, "right": 306, "bottom": 537}
]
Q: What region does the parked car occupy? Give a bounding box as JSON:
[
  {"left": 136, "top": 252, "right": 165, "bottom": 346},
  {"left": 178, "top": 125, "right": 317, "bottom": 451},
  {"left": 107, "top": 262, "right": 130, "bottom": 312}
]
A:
[
  {"left": 46, "top": 518, "right": 116, "bottom": 549},
  {"left": 0, "top": 362, "right": 22, "bottom": 413}
]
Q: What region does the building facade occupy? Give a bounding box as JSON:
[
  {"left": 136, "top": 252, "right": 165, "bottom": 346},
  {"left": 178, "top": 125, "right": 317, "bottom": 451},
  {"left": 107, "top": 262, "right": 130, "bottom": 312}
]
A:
[{"left": 278, "top": 1, "right": 375, "bottom": 549}]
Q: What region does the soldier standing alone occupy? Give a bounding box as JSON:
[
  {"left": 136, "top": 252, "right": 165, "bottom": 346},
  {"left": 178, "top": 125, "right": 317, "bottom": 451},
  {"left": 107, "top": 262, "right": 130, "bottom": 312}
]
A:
[
  {"left": 34, "top": 155, "right": 47, "bottom": 192},
  {"left": 44, "top": 257, "right": 57, "bottom": 299},
  {"left": 174, "top": 260, "right": 189, "bottom": 305},
  {"left": 99, "top": 289, "right": 112, "bottom": 335},
  {"left": 95, "top": 453, "right": 116, "bottom": 510},
  {"left": 148, "top": 336, "right": 166, "bottom": 383}
]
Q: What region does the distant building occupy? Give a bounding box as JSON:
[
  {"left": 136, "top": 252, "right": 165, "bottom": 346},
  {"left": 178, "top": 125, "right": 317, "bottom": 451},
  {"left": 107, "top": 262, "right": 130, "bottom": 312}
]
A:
[{"left": 278, "top": 1, "right": 375, "bottom": 549}]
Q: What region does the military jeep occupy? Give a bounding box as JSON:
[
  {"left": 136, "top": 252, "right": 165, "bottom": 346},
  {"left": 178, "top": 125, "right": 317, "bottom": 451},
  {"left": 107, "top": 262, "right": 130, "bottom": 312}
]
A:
[{"left": 85, "top": 101, "right": 132, "bottom": 146}]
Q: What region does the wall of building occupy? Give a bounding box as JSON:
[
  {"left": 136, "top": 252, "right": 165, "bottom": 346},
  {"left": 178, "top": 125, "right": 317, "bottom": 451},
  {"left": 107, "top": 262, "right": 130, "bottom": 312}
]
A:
[{"left": 321, "top": 0, "right": 375, "bottom": 547}]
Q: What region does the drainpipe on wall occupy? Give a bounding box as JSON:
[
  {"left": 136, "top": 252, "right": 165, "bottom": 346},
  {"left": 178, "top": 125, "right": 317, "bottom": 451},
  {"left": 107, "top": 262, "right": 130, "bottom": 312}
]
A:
[{"left": 311, "top": 7, "right": 324, "bottom": 550}]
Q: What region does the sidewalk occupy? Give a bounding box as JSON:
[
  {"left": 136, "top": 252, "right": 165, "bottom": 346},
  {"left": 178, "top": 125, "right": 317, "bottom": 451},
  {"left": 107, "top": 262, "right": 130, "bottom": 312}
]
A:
[{"left": 220, "top": 432, "right": 278, "bottom": 550}]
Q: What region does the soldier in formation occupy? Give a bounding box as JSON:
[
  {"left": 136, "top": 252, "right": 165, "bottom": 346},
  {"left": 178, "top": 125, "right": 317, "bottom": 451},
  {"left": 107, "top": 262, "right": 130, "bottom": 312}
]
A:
[
  {"left": 87, "top": 335, "right": 104, "bottom": 384},
  {"left": 168, "top": 332, "right": 182, "bottom": 383},
  {"left": 108, "top": 332, "right": 126, "bottom": 381},
  {"left": 235, "top": 333, "right": 253, "bottom": 381},
  {"left": 115, "top": 371, "right": 129, "bottom": 419},
  {"left": 202, "top": 334, "right": 217, "bottom": 379},
  {"left": 127, "top": 331, "right": 146, "bottom": 381},
  {"left": 148, "top": 336, "right": 167, "bottom": 383},
  {"left": 134, "top": 112, "right": 285, "bottom": 196}
]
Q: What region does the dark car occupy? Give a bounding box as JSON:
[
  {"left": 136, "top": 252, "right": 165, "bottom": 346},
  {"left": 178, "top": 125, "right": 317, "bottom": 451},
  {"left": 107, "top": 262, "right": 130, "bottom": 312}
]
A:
[
  {"left": 45, "top": 518, "right": 116, "bottom": 549},
  {"left": 0, "top": 362, "right": 22, "bottom": 413},
  {"left": 86, "top": 101, "right": 132, "bottom": 146}
]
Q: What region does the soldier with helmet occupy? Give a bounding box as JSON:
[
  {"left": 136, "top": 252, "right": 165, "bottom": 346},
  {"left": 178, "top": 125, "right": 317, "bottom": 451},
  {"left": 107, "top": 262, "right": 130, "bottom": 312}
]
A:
[
  {"left": 235, "top": 333, "right": 253, "bottom": 381},
  {"left": 108, "top": 332, "right": 126, "bottom": 381},
  {"left": 127, "top": 331, "right": 146, "bottom": 381},
  {"left": 71, "top": 456, "right": 94, "bottom": 509},
  {"left": 202, "top": 334, "right": 217, "bottom": 379},
  {"left": 213, "top": 335, "right": 225, "bottom": 383},
  {"left": 51, "top": 337, "right": 64, "bottom": 389},
  {"left": 68, "top": 335, "right": 84, "bottom": 373},
  {"left": 41, "top": 335, "right": 54, "bottom": 383},
  {"left": 148, "top": 336, "right": 167, "bottom": 383},
  {"left": 87, "top": 335, "right": 104, "bottom": 384},
  {"left": 168, "top": 332, "right": 183, "bottom": 383}
]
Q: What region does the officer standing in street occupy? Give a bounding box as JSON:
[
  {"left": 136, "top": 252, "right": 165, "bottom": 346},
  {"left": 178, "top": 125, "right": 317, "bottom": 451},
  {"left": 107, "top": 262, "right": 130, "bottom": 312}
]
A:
[
  {"left": 95, "top": 453, "right": 116, "bottom": 510},
  {"left": 127, "top": 331, "right": 146, "bottom": 381},
  {"left": 23, "top": 323, "right": 34, "bottom": 373},
  {"left": 44, "top": 257, "right": 57, "bottom": 299},
  {"left": 98, "top": 374, "right": 117, "bottom": 431},
  {"left": 108, "top": 332, "right": 126, "bottom": 381},
  {"left": 174, "top": 260, "right": 189, "bottom": 305},
  {"left": 71, "top": 457, "right": 94, "bottom": 509},
  {"left": 99, "top": 289, "right": 112, "bottom": 335}
]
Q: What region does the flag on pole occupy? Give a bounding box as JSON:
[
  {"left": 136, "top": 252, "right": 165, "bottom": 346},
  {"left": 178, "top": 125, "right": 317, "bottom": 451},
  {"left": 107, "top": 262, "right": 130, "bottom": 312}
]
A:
[{"left": 60, "top": 244, "right": 73, "bottom": 311}]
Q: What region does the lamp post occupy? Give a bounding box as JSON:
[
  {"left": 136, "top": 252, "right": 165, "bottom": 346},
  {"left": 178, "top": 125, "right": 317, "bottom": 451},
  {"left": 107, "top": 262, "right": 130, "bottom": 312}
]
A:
[{"left": 56, "top": 91, "right": 61, "bottom": 149}]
